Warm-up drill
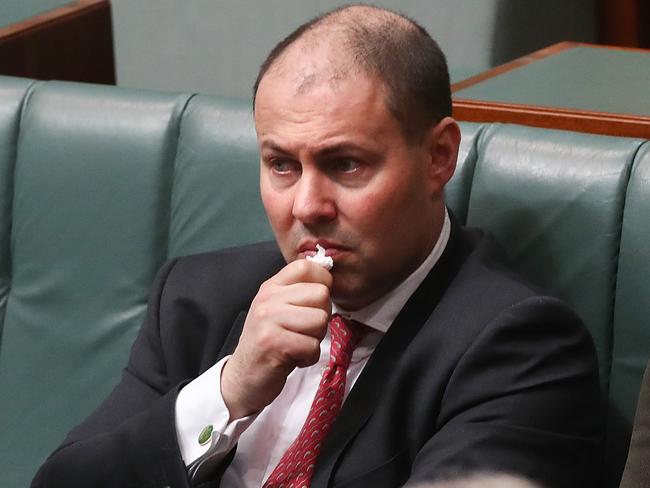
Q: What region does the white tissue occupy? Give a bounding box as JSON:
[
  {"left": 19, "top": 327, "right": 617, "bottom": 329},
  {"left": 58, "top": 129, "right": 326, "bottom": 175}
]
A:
[{"left": 306, "top": 244, "right": 334, "bottom": 270}]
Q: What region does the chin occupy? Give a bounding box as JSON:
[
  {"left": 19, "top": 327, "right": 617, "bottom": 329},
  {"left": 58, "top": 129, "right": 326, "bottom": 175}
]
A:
[{"left": 331, "top": 281, "right": 368, "bottom": 311}]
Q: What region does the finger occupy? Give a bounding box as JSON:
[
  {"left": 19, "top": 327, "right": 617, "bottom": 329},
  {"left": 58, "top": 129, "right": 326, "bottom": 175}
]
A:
[
  {"left": 272, "top": 259, "right": 333, "bottom": 288},
  {"left": 256, "top": 325, "right": 322, "bottom": 369},
  {"left": 277, "top": 304, "right": 330, "bottom": 340},
  {"left": 280, "top": 282, "right": 331, "bottom": 310},
  {"left": 281, "top": 329, "right": 322, "bottom": 368}
]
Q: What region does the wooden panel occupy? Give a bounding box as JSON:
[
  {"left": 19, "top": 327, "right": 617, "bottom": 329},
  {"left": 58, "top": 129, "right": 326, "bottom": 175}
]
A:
[
  {"left": 0, "top": 0, "right": 115, "bottom": 84},
  {"left": 599, "top": 0, "right": 650, "bottom": 48}
]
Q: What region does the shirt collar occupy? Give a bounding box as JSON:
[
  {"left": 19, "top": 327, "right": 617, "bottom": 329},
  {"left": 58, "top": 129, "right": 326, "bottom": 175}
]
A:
[{"left": 332, "top": 208, "right": 451, "bottom": 334}]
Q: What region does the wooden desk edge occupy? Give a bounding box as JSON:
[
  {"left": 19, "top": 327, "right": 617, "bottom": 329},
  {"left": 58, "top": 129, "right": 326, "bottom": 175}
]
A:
[
  {"left": 451, "top": 41, "right": 650, "bottom": 93},
  {"left": 451, "top": 42, "right": 576, "bottom": 92},
  {"left": 453, "top": 99, "right": 650, "bottom": 139},
  {"left": 0, "top": 0, "right": 109, "bottom": 41},
  {"left": 0, "top": 0, "right": 115, "bottom": 84}
]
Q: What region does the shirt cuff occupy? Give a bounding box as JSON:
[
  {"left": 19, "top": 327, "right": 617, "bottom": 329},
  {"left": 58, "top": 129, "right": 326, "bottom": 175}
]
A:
[{"left": 174, "top": 355, "right": 257, "bottom": 466}]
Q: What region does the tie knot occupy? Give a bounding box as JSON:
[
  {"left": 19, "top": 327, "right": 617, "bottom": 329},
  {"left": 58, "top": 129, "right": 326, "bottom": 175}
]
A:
[{"left": 328, "top": 314, "right": 366, "bottom": 367}]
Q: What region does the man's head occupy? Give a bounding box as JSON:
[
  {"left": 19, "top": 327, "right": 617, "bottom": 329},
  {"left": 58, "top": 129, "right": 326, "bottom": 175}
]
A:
[
  {"left": 253, "top": 5, "right": 452, "bottom": 144},
  {"left": 254, "top": 4, "right": 460, "bottom": 310}
]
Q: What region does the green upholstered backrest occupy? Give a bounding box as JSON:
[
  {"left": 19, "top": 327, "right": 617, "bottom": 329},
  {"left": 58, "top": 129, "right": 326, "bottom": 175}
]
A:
[
  {"left": 463, "top": 124, "right": 648, "bottom": 486},
  {"left": 0, "top": 77, "right": 34, "bottom": 351},
  {"left": 466, "top": 124, "right": 642, "bottom": 388},
  {"left": 445, "top": 122, "right": 484, "bottom": 225},
  {"left": 608, "top": 143, "right": 650, "bottom": 486},
  {"left": 0, "top": 79, "right": 275, "bottom": 487},
  {"left": 168, "top": 94, "right": 273, "bottom": 258},
  {"left": 0, "top": 76, "right": 648, "bottom": 488},
  {"left": 0, "top": 79, "right": 191, "bottom": 487}
]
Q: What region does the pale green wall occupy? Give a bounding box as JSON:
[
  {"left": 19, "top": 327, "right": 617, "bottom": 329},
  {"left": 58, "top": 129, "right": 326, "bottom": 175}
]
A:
[
  {"left": 0, "top": 0, "right": 71, "bottom": 28},
  {"left": 111, "top": 0, "right": 597, "bottom": 99}
]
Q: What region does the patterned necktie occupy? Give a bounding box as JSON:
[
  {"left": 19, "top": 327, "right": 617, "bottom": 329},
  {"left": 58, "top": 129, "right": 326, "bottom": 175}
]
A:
[{"left": 262, "top": 314, "right": 365, "bottom": 488}]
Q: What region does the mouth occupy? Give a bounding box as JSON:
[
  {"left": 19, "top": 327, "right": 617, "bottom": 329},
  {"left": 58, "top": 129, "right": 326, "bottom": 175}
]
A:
[{"left": 297, "top": 240, "right": 347, "bottom": 259}]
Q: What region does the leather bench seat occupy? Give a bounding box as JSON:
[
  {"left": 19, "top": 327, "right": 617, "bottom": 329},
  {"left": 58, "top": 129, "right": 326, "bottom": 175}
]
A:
[
  {"left": 609, "top": 143, "right": 650, "bottom": 485},
  {"left": 0, "top": 76, "right": 648, "bottom": 487}
]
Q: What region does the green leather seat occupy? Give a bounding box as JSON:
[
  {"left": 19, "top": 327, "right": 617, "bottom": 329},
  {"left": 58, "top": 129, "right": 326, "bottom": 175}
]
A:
[
  {"left": 609, "top": 142, "right": 650, "bottom": 486},
  {"left": 0, "top": 79, "right": 191, "bottom": 487},
  {"left": 445, "top": 121, "right": 484, "bottom": 224},
  {"left": 168, "top": 94, "right": 273, "bottom": 258},
  {"left": 0, "top": 75, "right": 649, "bottom": 488},
  {"left": 464, "top": 124, "right": 647, "bottom": 486},
  {"left": 0, "top": 77, "right": 35, "bottom": 350},
  {"left": 467, "top": 124, "right": 643, "bottom": 387}
]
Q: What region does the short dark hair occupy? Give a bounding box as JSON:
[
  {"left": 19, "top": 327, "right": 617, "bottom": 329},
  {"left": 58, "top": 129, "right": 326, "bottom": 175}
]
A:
[{"left": 253, "top": 4, "right": 451, "bottom": 142}]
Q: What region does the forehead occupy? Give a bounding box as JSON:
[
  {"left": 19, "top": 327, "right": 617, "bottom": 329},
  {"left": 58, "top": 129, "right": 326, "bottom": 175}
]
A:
[
  {"left": 267, "top": 37, "right": 354, "bottom": 89},
  {"left": 258, "top": 39, "right": 376, "bottom": 108},
  {"left": 254, "top": 64, "right": 403, "bottom": 152}
]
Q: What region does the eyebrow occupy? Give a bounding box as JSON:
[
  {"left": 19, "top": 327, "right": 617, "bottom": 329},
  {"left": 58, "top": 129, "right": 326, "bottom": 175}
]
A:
[
  {"left": 260, "top": 140, "right": 370, "bottom": 158},
  {"left": 260, "top": 141, "right": 291, "bottom": 155},
  {"left": 315, "top": 143, "right": 367, "bottom": 158}
]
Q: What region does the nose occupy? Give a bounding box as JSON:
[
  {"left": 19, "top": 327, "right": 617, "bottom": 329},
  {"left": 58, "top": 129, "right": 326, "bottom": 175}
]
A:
[{"left": 292, "top": 171, "right": 337, "bottom": 225}]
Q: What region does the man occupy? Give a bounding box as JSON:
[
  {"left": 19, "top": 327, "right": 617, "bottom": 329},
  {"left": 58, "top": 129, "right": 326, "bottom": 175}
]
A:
[{"left": 32, "top": 5, "right": 601, "bottom": 488}]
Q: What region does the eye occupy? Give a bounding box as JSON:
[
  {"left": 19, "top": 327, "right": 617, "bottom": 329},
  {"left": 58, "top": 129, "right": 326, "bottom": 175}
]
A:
[
  {"left": 269, "top": 159, "right": 300, "bottom": 175},
  {"left": 332, "top": 159, "right": 360, "bottom": 173}
]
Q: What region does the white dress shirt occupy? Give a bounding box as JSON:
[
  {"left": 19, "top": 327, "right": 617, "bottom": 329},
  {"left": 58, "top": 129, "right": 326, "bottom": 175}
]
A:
[{"left": 175, "top": 210, "right": 451, "bottom": 486}]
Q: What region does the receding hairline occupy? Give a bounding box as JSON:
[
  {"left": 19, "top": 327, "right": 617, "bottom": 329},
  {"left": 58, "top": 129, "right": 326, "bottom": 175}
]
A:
[
  {"left": 259, "top": 5, "right": 423, "bottom": 87},
  {"left": 253, "top": 4, "right": 452, "bottom": 142}
]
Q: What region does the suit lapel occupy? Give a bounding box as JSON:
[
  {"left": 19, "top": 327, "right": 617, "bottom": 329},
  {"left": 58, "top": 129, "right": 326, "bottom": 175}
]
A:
[
  {"left": 214, "top": 246, "right": 286, "bottom": 363},
  {"left": 216, "top": 310, "right": 247, "bottom": 360},
  {"left": 311, "top": 215, "right": 474, "bottom": 487}
]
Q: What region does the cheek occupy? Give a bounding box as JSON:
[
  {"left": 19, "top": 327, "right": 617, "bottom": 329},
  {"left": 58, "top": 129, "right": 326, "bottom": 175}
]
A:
[
  {"left": 261, "top": 186, "right": 293, "bottom": 233},
  {"left": 351, "top": 174, "right": 429, "bottom": 247},
  {"left": 346, "top": 187, "right": 404, "bottom": 243},
  {"left": 262, "top": 189, "right": 298, "bottom": 264}
]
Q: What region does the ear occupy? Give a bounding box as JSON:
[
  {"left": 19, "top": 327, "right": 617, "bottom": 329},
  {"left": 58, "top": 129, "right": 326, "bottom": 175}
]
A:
[{"left": 424, "top": 117, "right": 461, "bottom": 195}]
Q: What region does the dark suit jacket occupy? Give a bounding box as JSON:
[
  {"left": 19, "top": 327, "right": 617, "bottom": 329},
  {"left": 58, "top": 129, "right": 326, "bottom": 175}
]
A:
[
  {"left": 619, "top": 361, "right": 650, "bottom": 488},
  {"left": 32, "top": 221, "right": 601, "bottom": 488}
]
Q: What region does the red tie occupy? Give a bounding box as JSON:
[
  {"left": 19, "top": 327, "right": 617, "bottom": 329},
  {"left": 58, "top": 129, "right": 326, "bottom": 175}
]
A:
[{"left": 262, "top": 314, "right": 365, "bottom": 488}]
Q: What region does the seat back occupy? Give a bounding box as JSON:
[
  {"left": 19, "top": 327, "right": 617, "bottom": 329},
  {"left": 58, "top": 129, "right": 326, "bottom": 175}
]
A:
[
  {"left": 0, "top": 79, "right": 191, "bottom": 486},
  {"left": 462, "top": 124, "right": 649, "bottom": 486},
  {"left": 0, "top": 77, "right": 34, "bottom": 350},
  {"left": 168, "top": 94, "right": 273, "bottom": 258},
  {"left": 609, "top": 143, "right": 650, "bottom": 486}
]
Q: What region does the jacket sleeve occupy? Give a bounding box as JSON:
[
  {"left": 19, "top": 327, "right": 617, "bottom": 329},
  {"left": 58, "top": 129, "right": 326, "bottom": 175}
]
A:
[
  {"left": 407, "top": 296, "right": 602, "bottom": 488},
  {"left": 31, "top": 258, "right": 218, "bottom": 488}
]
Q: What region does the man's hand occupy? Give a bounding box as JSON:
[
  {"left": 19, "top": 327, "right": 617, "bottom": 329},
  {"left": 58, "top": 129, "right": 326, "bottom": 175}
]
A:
[{"left": 220, "top": 259, "right": 332, "bottom": 420}]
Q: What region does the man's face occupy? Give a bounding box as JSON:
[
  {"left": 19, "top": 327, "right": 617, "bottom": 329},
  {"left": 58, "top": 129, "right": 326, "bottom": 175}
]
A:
[{"left": 255, "top": 68, "right": 448, "bottom": 310}]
